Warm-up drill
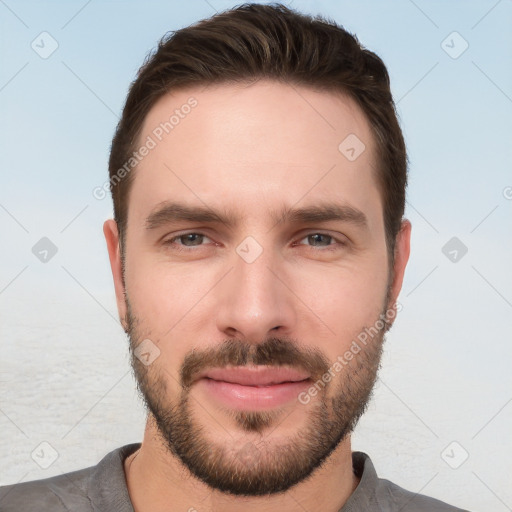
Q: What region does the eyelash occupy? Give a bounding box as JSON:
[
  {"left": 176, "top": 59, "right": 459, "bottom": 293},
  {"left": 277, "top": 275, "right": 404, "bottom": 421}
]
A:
[{"left": 162, "top": 232, "right": 346, "bottom": 252}]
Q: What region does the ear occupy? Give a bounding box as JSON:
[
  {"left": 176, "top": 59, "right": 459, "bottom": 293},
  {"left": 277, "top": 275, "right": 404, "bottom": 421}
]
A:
[
  {"left": 388, "top": 219, "right": 411, "bottom": 311},
  {"left": 103, "top": 219, "right": 128, "bottom": 331}
]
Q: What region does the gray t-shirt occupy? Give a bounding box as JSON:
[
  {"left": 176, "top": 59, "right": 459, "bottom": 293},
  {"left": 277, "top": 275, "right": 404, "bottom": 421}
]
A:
[{"left": 0, "top": 443, "right": 469, "bottom": 511}]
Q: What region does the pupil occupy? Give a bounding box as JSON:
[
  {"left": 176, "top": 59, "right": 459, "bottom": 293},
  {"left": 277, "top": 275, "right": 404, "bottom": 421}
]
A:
[
  {"left": 309, "top": 234, "right": 329, "bottom": 246},
  {"left": 183, "top": 234, "right": 202, "bottom": 246}
]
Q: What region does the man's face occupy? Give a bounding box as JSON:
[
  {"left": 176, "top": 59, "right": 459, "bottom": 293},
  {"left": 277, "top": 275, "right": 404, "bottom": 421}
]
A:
[{"left": 106, "top": 80, "right": 409, "bottom": 495}]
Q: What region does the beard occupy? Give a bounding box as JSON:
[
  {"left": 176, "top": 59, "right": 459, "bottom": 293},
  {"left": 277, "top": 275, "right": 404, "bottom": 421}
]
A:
[{"left": 125, "top": 296, "right": 393, "bottom": 497}]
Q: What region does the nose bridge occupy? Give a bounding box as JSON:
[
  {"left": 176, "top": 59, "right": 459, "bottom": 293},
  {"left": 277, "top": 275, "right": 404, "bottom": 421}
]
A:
[{"left": 215, "top": 238, "right": 295, "bottom": 341}]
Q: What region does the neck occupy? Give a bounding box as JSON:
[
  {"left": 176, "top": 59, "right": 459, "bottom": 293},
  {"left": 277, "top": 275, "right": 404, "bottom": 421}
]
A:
[{"left": 124, "top": 417, "right": 360, "bottom": 512}]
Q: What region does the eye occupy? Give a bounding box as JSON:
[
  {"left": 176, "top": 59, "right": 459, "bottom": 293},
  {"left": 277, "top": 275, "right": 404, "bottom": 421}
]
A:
[
  {"left": 296, "top": 233, "right": 345, "bottom": 250},
  {"left": 163, "top": 232, "right": 212, "bottom": 249},
  {"left": 162, "top": 232, "right": 346, "bottom": 253}
]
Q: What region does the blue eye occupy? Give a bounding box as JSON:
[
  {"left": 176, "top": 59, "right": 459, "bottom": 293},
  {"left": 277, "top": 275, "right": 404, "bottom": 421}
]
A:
[
  {"left": 162, "top": 232, "right": 346, "bottom": 253},
  {"left": 163, "top": 233, "right": 211, "bottom": 249},
  {"left": 299, "top": 233, "right": 335, "bottom": 247},
  {"left": 296, "top": 233, "right": 347, "bottom": 251}
]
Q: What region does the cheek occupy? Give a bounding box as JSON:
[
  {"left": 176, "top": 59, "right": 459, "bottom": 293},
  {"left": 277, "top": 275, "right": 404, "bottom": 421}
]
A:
[
  {"left": 125, "top": 234, "right": 390, "bottom": 372},
  {"left": 296, "top": 261, "right": 388, "bottom": 359},
  {"left": 124, "top": 253, "right": 212, "bottom": 375},
  {"left": 126, "top": 242, "right": 206, "bottom": 319}
]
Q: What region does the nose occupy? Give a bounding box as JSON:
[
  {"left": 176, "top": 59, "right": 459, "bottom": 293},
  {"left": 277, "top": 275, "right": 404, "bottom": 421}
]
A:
[{"left": 215, "top": 243, "right": 297, "bottom": 343}]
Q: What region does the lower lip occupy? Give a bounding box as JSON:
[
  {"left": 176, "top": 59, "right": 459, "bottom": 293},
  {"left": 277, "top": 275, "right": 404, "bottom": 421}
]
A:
[{"left": 198, "top": 378, "right": 311, "bottom": 410}]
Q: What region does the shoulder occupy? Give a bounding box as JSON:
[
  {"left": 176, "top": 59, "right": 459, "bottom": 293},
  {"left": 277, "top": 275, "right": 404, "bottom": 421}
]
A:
[
  {"left": 0, "top": 466, "right": 94, "bottom": 511},
  {"left": 374, "top": 476, "right": 469, "bottom": 511},
  {"left": 0, "top": 443, "right": 140, "bottom": 512},
  {"left": 349, "top": 452, "right": 470, "bottom": 512}
]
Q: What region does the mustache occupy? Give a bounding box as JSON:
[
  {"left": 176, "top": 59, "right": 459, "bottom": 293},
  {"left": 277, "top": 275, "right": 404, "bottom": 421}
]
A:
[{"left": 180, "top": 337, "right": 330, "bottom": 389}]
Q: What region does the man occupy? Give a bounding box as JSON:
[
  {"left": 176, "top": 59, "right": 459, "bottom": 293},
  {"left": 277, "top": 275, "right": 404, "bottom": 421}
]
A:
[{"left": 0, "top": 3, "right": 469, "bottom": 511}]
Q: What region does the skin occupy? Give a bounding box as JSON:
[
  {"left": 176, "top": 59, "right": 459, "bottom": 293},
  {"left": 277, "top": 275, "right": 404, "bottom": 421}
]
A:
[{"left": 104, "top": 80, "right": 411, "bottom": 512}]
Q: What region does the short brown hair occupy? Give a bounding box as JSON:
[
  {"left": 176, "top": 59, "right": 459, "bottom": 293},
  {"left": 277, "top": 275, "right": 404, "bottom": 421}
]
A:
[{"left": 109, "top": 2, "right": 407, "bottom": 259}]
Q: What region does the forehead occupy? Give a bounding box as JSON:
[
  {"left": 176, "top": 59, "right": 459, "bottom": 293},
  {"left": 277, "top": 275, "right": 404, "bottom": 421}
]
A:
[{"left": 129, "top": 80, "right": 381, "bottom": 228}]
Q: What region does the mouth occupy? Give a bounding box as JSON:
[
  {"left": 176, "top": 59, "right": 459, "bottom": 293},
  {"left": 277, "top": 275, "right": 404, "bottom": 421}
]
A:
[
  {"left": 197, "top": 365, "right": 311, "bottom": 386},
  {"left": 194, "top": 365, "right": 312, "bottom": 410}
]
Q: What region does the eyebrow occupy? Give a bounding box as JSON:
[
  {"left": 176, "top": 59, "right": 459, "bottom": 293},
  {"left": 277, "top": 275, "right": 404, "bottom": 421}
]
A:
[{"left": 145, "top": 201, "right": 368, "bottom": 231}]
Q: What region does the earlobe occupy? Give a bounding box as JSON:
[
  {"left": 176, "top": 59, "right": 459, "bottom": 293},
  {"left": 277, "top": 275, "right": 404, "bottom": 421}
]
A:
[{"left": 103, "top": 219, "right": 128, "bottom": 331}]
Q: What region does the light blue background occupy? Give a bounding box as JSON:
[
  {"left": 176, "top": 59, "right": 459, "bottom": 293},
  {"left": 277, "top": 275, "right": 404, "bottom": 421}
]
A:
[{"left": 1, "top": 1, "right": 511, "bottom": 510}]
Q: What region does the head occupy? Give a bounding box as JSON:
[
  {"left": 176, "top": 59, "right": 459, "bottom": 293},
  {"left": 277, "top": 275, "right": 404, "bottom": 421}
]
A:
[{"left": 104, "top": 2, "right": 410, "bottom": 497}]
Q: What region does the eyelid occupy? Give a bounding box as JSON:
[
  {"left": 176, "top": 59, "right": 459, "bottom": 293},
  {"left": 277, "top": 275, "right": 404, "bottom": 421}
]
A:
[
  {"left": 162, "top": 230, "right": 348, "bottom": 251},
  {"left": 163, "top": 231, "right": 214, "bottom": 246},
  {"left": 295, "top": 231, "right": 348, "bottom": 247}
]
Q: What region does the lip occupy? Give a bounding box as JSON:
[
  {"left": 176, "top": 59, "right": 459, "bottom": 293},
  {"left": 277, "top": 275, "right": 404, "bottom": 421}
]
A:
[
  {"left": 196, "top": 365, "right": 310, "bottom": 386},
  {"left": 194, "top": 366, "right": 311, "bottom": 410}
]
